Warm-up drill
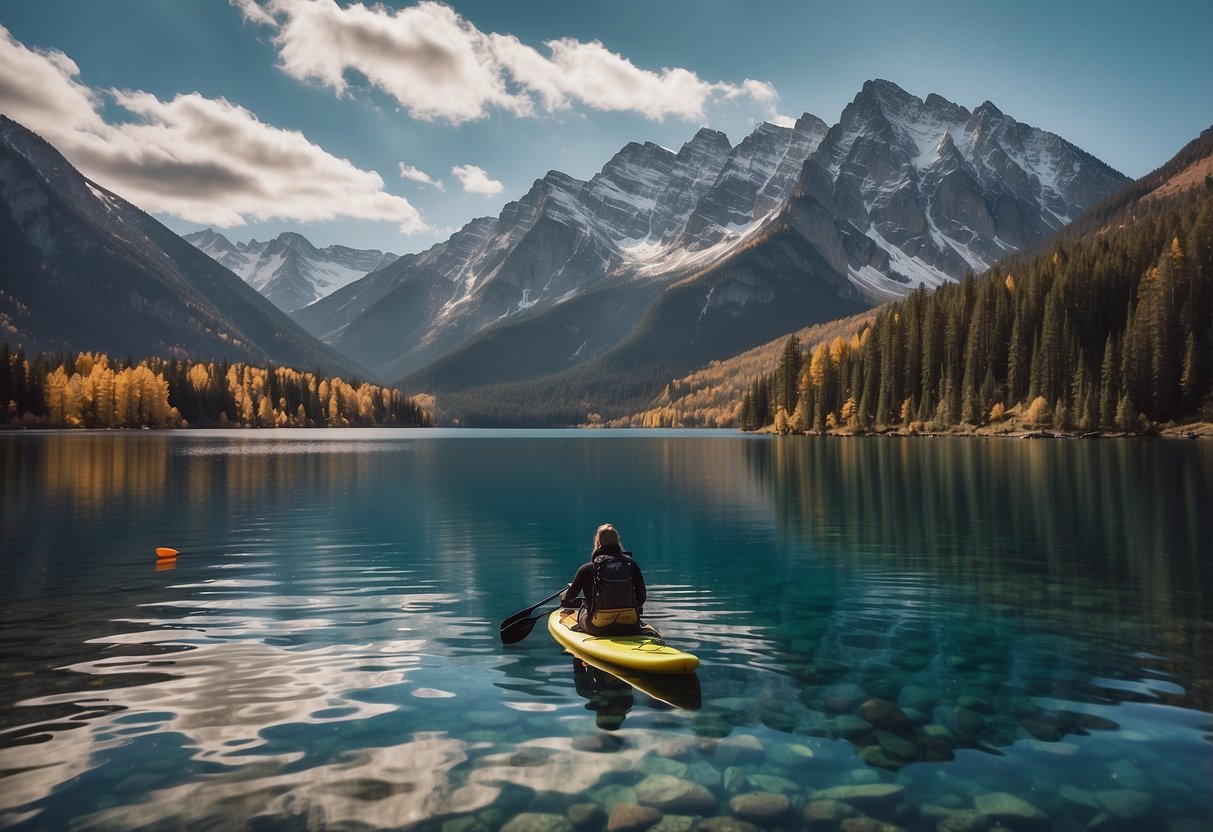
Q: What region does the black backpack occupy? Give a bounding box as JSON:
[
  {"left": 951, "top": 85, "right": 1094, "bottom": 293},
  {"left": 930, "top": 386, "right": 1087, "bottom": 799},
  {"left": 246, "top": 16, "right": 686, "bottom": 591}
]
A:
[{"left": 590, "top": 553, "right": 638, "bottom": 625}]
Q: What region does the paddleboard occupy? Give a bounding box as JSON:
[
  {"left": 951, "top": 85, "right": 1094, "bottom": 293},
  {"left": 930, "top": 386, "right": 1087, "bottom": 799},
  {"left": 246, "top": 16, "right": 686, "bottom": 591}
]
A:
[{"left": 547, "top": 608, "right": 700, "bottom": 674}]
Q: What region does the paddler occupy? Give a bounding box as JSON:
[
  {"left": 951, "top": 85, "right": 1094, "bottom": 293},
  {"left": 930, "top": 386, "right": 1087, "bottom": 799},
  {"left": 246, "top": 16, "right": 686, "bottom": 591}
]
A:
[{"left": 560, "top": 523, "right": 647, "bottom": 635}]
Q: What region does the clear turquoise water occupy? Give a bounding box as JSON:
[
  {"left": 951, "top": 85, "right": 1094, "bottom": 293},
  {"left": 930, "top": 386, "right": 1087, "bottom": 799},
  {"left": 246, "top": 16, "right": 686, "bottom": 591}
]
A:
[{"left": 0, "top": 429, "right": 1210, "bottom": 831}]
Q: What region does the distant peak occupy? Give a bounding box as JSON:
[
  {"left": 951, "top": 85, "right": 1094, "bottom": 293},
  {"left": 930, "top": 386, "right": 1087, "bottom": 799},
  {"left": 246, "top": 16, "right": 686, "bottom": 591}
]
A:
[
  {"left": 860, "top": 78, "right": 915, "bottom": 103},
  {"left": 794, "top": 113, "right": 829, "bottom": 133},
  {"left": 683, "top": 127, "right": 732, "bottom": 154}
]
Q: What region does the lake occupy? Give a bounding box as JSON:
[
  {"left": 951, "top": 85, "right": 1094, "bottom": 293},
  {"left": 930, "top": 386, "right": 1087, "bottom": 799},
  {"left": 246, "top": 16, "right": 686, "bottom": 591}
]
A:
[{"left": 1, "top": 429, "right": 1210, "bottom": 831}]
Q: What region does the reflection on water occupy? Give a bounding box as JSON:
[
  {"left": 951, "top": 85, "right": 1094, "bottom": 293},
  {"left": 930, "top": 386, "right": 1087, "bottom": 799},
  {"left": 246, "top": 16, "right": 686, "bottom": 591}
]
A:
[{"left": 1, "top": 430, "right": 1211, "bottom": 831}]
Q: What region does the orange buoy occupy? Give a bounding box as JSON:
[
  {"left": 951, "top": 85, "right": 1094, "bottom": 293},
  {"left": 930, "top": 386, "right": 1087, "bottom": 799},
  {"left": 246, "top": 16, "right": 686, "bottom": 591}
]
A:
[{"left": 155, "top": 547, "right": 179, "bottom": 560}]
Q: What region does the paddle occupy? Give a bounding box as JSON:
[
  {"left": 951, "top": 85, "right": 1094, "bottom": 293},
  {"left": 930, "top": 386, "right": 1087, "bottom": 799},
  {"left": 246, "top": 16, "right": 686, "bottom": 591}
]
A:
[{"left": 499, "top": 588, "right": 566, "bottom": 644}]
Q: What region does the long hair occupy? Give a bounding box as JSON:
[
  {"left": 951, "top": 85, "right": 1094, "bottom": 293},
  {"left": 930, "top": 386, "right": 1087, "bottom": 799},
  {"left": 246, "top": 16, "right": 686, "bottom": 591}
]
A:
[{"left": 593, "top": 523, "right": 621, "bottom": 553}]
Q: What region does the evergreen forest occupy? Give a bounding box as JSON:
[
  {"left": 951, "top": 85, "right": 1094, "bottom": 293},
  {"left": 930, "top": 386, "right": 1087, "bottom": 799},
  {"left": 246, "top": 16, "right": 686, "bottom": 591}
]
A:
[
  {"left": 0, "top": 348, "right": 431, "bottom": 429},
  {"left": 739, "top": 168, "right": 1213, "bottom": 435}
]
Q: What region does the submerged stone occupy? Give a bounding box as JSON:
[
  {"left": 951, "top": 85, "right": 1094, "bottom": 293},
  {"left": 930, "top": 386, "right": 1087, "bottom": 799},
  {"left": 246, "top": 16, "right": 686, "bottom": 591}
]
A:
[
  {"left": 715, "top": 734, "right": 764, "bottom": 764},
  {"left": 608, "top": 803, "right": 662, "bottom": 832},
  {"left": 768, "top": 741, "right": 816, "bottom": 767},
  {"left": 804, "top": 799, "right": 859, "bottom": 827},
  {"left": 1095, "top": 789, "right": 1151, "bottom": 819},
  {"left": 745, "top": 773, "right": 801, "bottom": 796},
  {"left": 728, "top": 791, "right": 790, "bottom": 824},
  {"left": 441, "top": 816, "right": 490, "bottom": 832},
  {"left": 812, "top": 784, "right": 905, "bottom": 813},
  {"left": 569, "top": 803, "right": 605, "bottom": 830},
  {"left": 858, "top": 698, "right": 911, "bottom": 730},
  {"left": 840, "top": 818, "right": 906, "bottom": 832},
  {"left": 874, "top": 730, "right": 918, "bottom": 761},
  {"left": 835, "top": 715, "right": 875, "bottom": 737},
  {"left": 650, "top": 817, "right": 696, "bottom": 832},
  {"left": 972, "top": 792, "right": 1046, "bottom": 825},
  {"left": 500, "top": 812, "right": 575, "bottom": 832},
  {"left": 635, "top": 774, "right": 718, "bottom": 814},
  {"left": 691, "top": 818, "right": 762, "bottom": 832}
]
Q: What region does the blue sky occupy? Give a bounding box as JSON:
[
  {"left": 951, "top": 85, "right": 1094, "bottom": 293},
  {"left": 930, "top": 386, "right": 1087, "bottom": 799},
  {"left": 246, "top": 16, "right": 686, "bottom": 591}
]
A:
[{"left": 2, "top": 0, "right": 1210, "bottom": 254}]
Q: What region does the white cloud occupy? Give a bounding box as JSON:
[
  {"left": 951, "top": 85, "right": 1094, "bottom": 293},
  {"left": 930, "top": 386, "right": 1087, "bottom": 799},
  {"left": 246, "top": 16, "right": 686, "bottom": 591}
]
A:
[
  {"left": 241, "top": 0, "right": 780, "bottom": 123},
  {"left": 450, "top": 164, "right": 503, "bottom": 196},
  {"left": 769, "top": 114, "right": 798, "bottom": 129},
  {"left": 398, "top": 162, "right": 444, "bottom": 190},
  {"left": 0, "top": 24, "right": 427, "bottom": 233}
]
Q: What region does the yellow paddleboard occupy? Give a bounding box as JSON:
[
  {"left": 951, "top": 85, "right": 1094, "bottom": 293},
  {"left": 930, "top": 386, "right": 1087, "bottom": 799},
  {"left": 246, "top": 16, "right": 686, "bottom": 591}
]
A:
[{"left": 547, "top": 608, "right": 699, "bottom": 674}]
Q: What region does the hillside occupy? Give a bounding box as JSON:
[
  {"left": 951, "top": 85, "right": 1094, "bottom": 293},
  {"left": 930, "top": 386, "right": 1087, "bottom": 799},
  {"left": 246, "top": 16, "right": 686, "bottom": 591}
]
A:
[
  {"left": 734, "top": 126, "right": 1213, "bottom": 435},
  {"left": 605, "top": 309, "right": 879, "bottom": 428},
  {"left": 0, "top": 117, "right": 358, "bottom": 376}
]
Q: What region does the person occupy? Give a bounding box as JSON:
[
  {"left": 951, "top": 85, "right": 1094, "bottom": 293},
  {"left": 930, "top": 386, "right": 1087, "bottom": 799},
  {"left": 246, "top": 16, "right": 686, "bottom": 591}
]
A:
[{"left": 560, "top": 523, "right": 647, "bottom": 636}]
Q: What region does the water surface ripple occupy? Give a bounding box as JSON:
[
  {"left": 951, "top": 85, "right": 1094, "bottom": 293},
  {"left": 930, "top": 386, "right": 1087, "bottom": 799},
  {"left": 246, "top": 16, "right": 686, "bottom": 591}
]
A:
[{"left": 1, "top": 429, "right": 1210, "bottom": 831}]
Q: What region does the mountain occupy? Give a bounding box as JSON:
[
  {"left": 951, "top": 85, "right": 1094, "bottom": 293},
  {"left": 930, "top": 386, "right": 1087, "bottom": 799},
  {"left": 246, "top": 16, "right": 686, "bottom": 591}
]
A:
[
  {"left": 293, "top": 81, "right": 1127, "bottom": 425},
  {"left": 796, "top": 79, "right": 1129, "bottom": 298},
  {"left": 294, "top": 115, "right": 832, "bottom": 381},
  {"left": 184, "top": 229, "right": 398, "bottom": 312},
  {"left": 738, "top": 126, "right": 1213, "bottom": 434},
  {"left": 0, "top": 116, "right": 356, "bottom": 374}
]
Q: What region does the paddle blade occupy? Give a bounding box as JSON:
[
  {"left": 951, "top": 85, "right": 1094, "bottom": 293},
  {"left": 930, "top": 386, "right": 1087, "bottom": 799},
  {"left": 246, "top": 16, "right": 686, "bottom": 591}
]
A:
[
  {"left": 500, "top": 613, "right": 544, "bottom": 645},
  {"left": 499, "top": 588, "right": 565, "bottom": 632}
]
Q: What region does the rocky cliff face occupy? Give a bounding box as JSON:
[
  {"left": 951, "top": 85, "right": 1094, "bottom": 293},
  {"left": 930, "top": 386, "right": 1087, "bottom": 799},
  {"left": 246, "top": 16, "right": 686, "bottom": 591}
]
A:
[
  {"left": 801, "top": 79, "right": 1128, "bottom": 299},
  {"left": 185, "top": 229, "right": 397, "bottom": 312}
]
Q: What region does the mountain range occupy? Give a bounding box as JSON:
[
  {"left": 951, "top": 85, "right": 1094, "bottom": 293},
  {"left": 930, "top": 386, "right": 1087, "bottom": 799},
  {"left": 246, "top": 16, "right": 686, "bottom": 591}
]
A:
[
  {"left": 0, "top": 80, "right": 1135, "bottom": 424},
  {"left": 0, "top": 116, "right": 356, "bottom": 375},
  {"left": 184, "top": 229, "right": 397, "bottom": 313},
  {"left": 289, "top": 80, "right": 1127, "bottom": 422}
]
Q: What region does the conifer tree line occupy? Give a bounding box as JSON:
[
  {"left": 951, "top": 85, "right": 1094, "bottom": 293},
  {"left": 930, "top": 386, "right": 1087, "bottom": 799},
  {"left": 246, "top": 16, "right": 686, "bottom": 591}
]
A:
[
  {"left": 0, "top": 347, "right": 431, "bottom": 429},
  {"left": 739, "top": 183, "right": 1213, "bottom": 433}
]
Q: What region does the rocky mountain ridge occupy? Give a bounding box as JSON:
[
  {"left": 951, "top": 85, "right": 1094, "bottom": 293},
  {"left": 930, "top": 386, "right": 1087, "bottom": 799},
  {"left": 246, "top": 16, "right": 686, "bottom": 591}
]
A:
[
  {"left": 295, "top": 81, "right": 1127, "bottom": 395},
  {"left": 184, "top": 229, "right": 397, "bottom": 312}
]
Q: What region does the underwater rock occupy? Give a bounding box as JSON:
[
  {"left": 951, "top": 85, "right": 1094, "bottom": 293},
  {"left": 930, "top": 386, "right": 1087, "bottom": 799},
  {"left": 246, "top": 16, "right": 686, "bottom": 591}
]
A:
[
  {"left": 1019, "top": 715, "right": 1062, "bottom": 741},
  {"left": 811, "top": 784, "right": 906, "bottom": 815},
  {"left": 835, "top": 715, "right": 875, "bottom": 738},
  {"left": 858, "top": 699, "right": 912, "bottom": 730},
  {"left": 822, "top": 684, "right": 868, "bottom": 713},
  {"left": 768, "top": 741, "right": 817, "bottom": 767},
  {"left": 972, "top": 792, "right": 1046, "bottom": 826},
  {"left": 635, "top": 774, "right": 718, "bottom": 814},
  {"left": 649, "top": 817, "right": 696, "bottom": 832},
  {"left": 608, "top": 803, "right": 663, "bottom": 832},
  {"left": 572, "top": 734, "right": 627, "bottom": 753},
  {"left": 746, "top": 774, "right": 801, "bottom": 796},
  {"left": 728, "top": 791, "right": 790, "bottom": 824},
  {"left": 640, "top": 757, "right": 690, "bottom": 778},
  {"left": 655, "top": 740, "right": 697, "bottom": 759},
  {"left": 589, "top": 784, "right": 639, "bottom": 812},
  {"left": 874, "top": 730, "right": 918, "bottom": 761},
  {"left": 858, "top": 745, "right": 904, "bottom": 770},
  {"left": 803, "top": 798, "right": 859, "bottom": 827},
  {"left": 715, "top": 734, "right": 765, "bottom": 764},
  {"left": 440, "top": 816, "right": 491, "bottom": 832},
  {"left": 956, "top": 696, "right": 993, "bottom": 715},
  {"left": 840, "top": 818, "right": 906, "bottom": 832},
  {"left": 1095, "top": 789, "right": 1151, "bottom": 820},
  {"left": 932, "top": 809, "right": 985, "bottom": 832},
  {"left": 686, "top": 761, "right": 722, "bottom": 789},
  {"left": 897, "top": 686, "right": 939, "bottom": 711},
  {"left": 500, "top": 812, "right": 575, "bottom": 832},
  {"left": 569, "top": 802, "right": 606, "bottom": 830},
  {"left": 691, "top": 817, "right": 762, "bottom": 832}
]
